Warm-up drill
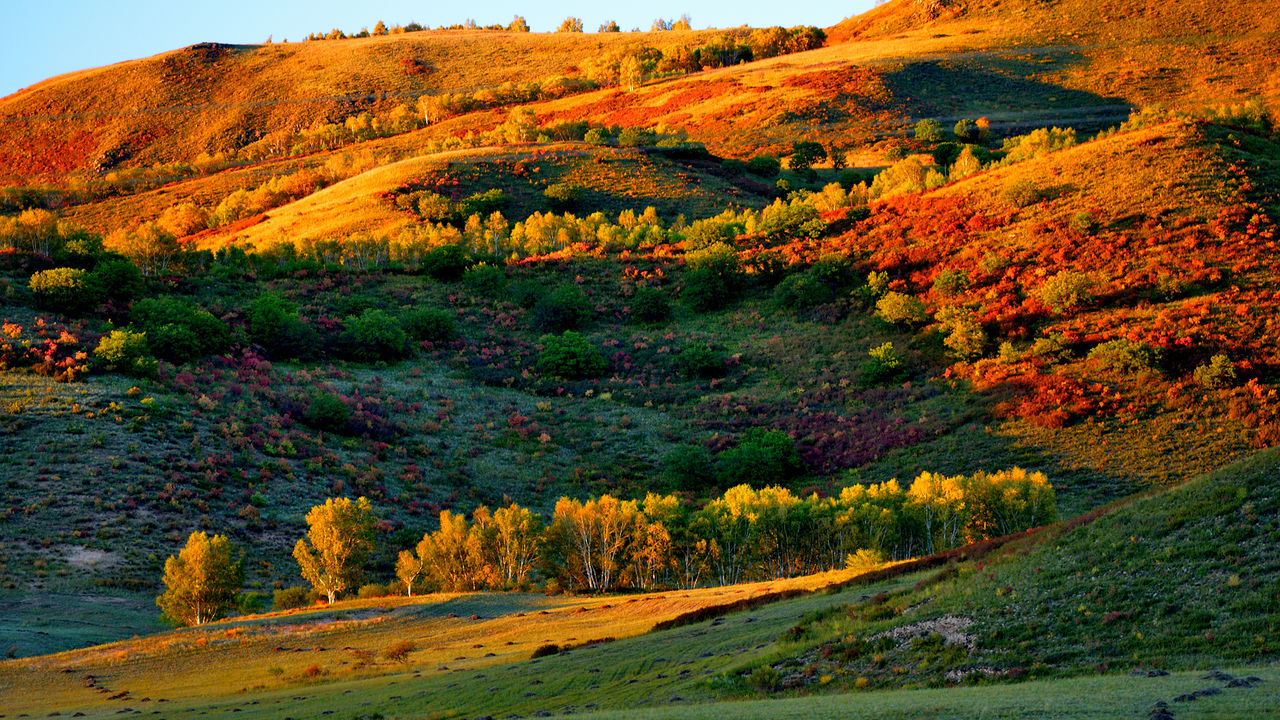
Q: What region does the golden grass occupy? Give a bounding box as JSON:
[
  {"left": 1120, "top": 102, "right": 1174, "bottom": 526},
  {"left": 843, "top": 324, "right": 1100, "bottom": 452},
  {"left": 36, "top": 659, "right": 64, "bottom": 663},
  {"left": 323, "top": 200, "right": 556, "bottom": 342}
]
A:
[{"left": 0, "top": 568, "right": 868, "bottom": 715}]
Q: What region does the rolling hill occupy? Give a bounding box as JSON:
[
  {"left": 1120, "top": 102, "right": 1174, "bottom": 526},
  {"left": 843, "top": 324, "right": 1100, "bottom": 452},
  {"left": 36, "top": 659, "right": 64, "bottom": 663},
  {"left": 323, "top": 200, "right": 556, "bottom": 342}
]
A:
[{"left": 2, "top": 0, "right": 1280, "bottom": 717}]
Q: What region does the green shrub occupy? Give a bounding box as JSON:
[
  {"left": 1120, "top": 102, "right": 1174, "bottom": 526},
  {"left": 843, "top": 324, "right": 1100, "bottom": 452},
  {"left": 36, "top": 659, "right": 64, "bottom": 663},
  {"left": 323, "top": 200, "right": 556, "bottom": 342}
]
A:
[
  {"left": 932, "top": 268, "right": 970, "bottom": 296},
  {"left": 303, "top": 391, "right": 351, "bottom": 432},
  {"left": 1037, "top": 271, "right": 1096, "bottom": 313},
  {"left": 1031, "top": 333, "right": 1071, "bottom": 362},
  {"left": 464, "top": 262, "right": 507, "bottom": 296},
  {"left": 773, "top": 271, "right": 834, "bottom": 309},
  {"left": 584, "top": 127, "right": 611, "bottom": 145},
  {"left": 915, "top": 119, "right": 943, "bottom": 143},
  {"left": 456, "top": 189, "right": 507, "bottom": 219},
  {"left": 1003, "top": 179, "right": 1043, "bottom": 207},
  {"left": 536, "top": 331, "right": 608, "bottom": 379},
  {"left": 421, "top": 244, "right": 471, "bottom": 281},
  {"left": 1087, "top": 338, "right": 1161, "bottom": 374},
  {"left": 272, "top": 586, "right": 311, "bottom": 610},
  {"left": 936, "top": 306, "right": 986, "bottom": 359},
  {"left": 617, "top": 127, "right": 657, "bottom": 147},
  {"left": 859, "top": 270, "right": 890, "bottom": 301},
  {"left": 93, "top": 329, "right": 156, "bottom": 377},
  {"left": 716, "top": 429, "right": 803, "bottom": 486},
  {"left": 246, "top": 293, "right": 319, "bottom": 359},
  {"left": 663, "top": 444, "right": 716, "bottom": 491},
  {"left": 530, "top": 643, "right": 561, "bottom": 658},
  {"left": 356, "top": 583, "right": 389, "bottom": 599},
  {"left": 532, "top": 285, "right": 593, "bottom": 331},
  {"left": 683, "top": 243, "right": 742, "bottom": 312},
  {"left": 745, "top": 156, "right": 781, "bottom": 177},
  {"left": 543, "top": 183, "right": 584, "bottom": 212},
  {"left": 875, "top": 291, "right": 929, "bottom": 325},
  {"left": 628, "top": 286, "right": 672, "bottom": 324},
  {"left": 132, "top": 296, "right": 230, "bottom": 363},
  {"left": 1194, "top": 354, "right": 1238, "bottom": 388},
  {"left": 85, "top": 259, "right": 143, "bottom": 304},
  {"left": 675, "top": 342, "right": 725, "bottom": 379},
  {"left": 342, "top": 308, "right": 409, "bottom": 361},
  {"left": 1069, "top": 211, "right": 1099, "bottom": 235},
  {"left": 402, "top": 307, "right": 457, "bottom": 343},
  {"left": 748, "top": 664, "right": 781, "bottom": 692},
  {"left": 861, "top": 341, "right": 907, "bottom": 386},
  {"left": 29, "top": 267, "right": 92, "bottom": 314},
  {"left": 510, "top": 277, "right": 550, "bottom": 308}
]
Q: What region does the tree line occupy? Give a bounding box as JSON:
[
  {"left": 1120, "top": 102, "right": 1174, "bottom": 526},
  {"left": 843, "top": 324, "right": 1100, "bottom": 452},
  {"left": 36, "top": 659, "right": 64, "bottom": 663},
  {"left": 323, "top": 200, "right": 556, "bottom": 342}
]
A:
[{"left": 157, "top": 469, "right": 1056, "bottom": 625}]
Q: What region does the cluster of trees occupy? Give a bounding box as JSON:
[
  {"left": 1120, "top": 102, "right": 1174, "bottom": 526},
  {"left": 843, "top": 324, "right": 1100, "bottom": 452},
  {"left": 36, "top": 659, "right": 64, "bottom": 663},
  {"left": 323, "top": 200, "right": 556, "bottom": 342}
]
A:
[
  {"left": 155, "top": 469, "right": 1056, "bottom": 624},
  {"left": 303, "top": 16, "right": 531, "bottom": 40}
]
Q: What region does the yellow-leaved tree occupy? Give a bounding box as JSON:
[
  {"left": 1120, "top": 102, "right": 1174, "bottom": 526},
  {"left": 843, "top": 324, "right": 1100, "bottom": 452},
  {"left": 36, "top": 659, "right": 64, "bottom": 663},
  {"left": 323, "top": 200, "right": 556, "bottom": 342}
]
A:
[
  {"left": 156, "top": 531, "right": 243, "bottom": 626},
  {"left": 293, "top": 497, "right": 376, "bottom": 604}
]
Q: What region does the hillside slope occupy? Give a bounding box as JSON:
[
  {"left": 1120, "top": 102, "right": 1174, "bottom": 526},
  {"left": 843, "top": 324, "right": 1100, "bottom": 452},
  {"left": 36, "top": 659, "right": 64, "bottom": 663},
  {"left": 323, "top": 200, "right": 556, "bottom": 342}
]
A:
[
  {"left": 0, "top": 29, "right": 726, "bottom": 181},
  {"left": 4, "top": 0, "right": 1277, "bottom": 184}
]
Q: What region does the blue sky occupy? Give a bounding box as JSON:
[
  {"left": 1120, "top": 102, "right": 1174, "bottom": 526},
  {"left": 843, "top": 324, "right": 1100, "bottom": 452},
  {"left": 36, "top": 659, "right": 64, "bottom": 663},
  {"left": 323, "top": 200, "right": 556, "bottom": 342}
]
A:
[{"left": 0, "top": 1, "right": 877, "bottom": 99}]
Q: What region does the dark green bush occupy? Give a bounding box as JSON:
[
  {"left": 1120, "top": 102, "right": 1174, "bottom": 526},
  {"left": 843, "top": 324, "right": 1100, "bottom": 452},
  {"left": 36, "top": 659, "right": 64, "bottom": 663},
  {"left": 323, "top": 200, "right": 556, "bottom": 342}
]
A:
[
  {"left": 860, "top": 341, "right": 907, "bottom": 386},
  {"left": 683, "top": 243, "right": 742, "bottom": 312},
  {"left": 510, "top": 277, "right": 550, "bottom": 308},
  {"left": 532, "top": 285, "right": 593, "bottom": 331},
  {"left": 132, "top": 296, "right": 231, "bottom": 363},
  {"left": 774, "top": 272, "right": 834, "bottom": 309},
  {"left": 716, "top": 428, "right": 803, "bottom": 486},
  {"left": 85, "top": 259, "right": 143, "bottom": 304},
  {"left": 421, "top": 244, "right": 471, "bottom": 281},
  {"left": 536, "top": 331, "right": 608, "bottom": 379},
  {"left": 745, "top": 156, "right": 781, "bottom": 177},
  {"left": 246, "top": 293, "right": 319, "bottom": 359},
  {"left": 543, "top": 183, "right": 584, "bottom": 212},
  {"left": 663, "top": 444, "right": 716, "bottom": 491},
  {"left": 303, "top": 391, "right": 351, "bottom": 432},
  {"left": 272, "top": 586, "right": 311, "bottom": 610},
  {"left": 675, "top": 342, "right": 725, "bottom": 379},
  {"left": 341, "top": 308, "right": 409, "bottom": 361},
  {"left": 628, "top": 286, "right": 672, "bottom": 324},
  {"left": 29, "top": 267, "right": 92, "bottom": 314},
  {"left": 464, "top": 263, "right": 507, "bottom": 296},
  {"left": 402, "top": 307, "right": 457, "bottom": 342},
  {"left": 530, "top": 643, "right": 561, "bottom": 658},
  {"left": 457, "top": 189, "right": 507, "bottom": 219}
]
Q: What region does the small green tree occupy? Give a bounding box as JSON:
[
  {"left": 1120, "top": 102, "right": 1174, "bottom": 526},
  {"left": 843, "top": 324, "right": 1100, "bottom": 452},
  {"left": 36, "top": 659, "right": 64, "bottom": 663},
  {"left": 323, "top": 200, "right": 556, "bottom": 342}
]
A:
[
  {"left": 875, "top": 291, "right": 929, "bottom": 325},
  {"left": 94, "top": 329, "right": 156, "bottom": 377},
  {"left": 293, "top": 497, "right": 377, "bottom": 604},
  {"left": 156, "top": 531, "right": 243, "bottom": 626},
  {"left": 914, "top": 119, "right": 942, "bottom": 143},
  {"left": 536, "top": 331, "right": 608, "bottom": 379}
]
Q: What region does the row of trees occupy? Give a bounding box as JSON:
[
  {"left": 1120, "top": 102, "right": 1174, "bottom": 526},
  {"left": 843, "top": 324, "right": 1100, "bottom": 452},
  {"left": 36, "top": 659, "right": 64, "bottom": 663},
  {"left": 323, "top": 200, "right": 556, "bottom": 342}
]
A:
[{"left": 157, "top": 470, "right": 1056, "bottom": 624}]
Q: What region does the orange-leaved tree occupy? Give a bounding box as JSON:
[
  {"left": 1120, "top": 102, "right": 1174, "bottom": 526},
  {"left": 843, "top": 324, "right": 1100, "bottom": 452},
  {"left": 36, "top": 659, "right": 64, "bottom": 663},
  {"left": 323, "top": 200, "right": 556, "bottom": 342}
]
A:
[{"left": 293, "top": 497, "right": 376, "bottom": 604}]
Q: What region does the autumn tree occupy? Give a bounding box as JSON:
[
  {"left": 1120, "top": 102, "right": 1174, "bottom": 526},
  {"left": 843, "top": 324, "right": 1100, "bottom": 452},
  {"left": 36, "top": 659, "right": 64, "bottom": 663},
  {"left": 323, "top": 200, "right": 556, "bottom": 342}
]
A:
[
  {"left": 599, "top": 20, "right": 621, "bottom": 32},
  {"left": 156, "top": 532, "right": 243, "bottom": 626},
  {"left": 416, "top": 510, "right": 482, "bottom": 591},
  {"left": 293, "top": 497, "right": 377, "bottom": 604},
  {"left": 373, "top": 21, "right": 388, "bottom": 36},
  {"left": 489, "top": 502, "right": 542, "bottom": 587},
  {"left": 508, "top": 15, "right": 530, "bottom": 32},
  {"left": 620, "top": 54, "right": 644, "bottom": 91},
  {"left": 105, "top": 221, "right": 181, "bottom": 276},
  {"left": 396, "top": 548, "right": 424, "bottom": 596},
  {"left": 557, "top": 17, "right": 584, "bottom": 32}
]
